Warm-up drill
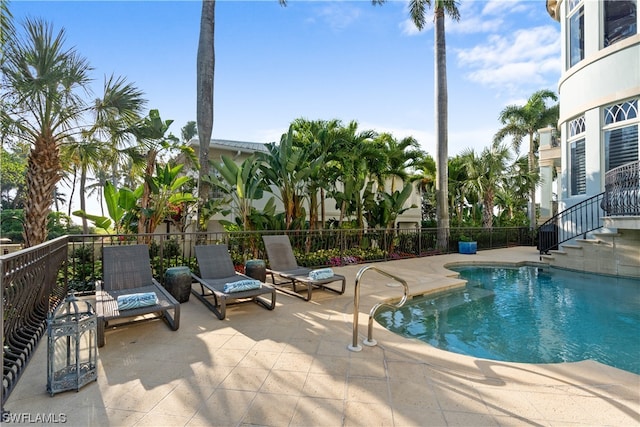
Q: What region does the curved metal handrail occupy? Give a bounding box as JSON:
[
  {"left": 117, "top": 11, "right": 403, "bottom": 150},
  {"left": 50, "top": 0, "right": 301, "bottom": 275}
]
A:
[{"left": 348, "top": 265, "right": 409, "bottom": 352}]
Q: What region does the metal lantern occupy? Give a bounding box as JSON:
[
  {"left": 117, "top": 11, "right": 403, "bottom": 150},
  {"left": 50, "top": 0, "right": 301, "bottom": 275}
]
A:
[{"left": 47, "top": 293, "right": 98, "bottom": 396}]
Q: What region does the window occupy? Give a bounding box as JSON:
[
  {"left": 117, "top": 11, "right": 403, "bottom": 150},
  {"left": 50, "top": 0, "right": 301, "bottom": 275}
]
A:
[
  {"left": 569, "top": 115, "right": 586, "bottom": 195},
  {"left": 604, "top": 0, "right": 637, "bottom": 47},
  {"left": 603, "top": 100, "right": 639, "bottom": 171},
  {"left": 568, "top": 2, "right": 585, "bottom": 67}
]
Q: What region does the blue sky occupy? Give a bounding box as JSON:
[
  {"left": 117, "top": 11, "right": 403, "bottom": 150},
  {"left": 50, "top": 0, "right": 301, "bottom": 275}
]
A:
[{"left": 10, "top": 0, "right": 561, "bottom": 159}]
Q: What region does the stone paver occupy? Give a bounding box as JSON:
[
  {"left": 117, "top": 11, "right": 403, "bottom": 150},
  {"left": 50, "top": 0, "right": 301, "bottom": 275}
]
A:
[{"left": 5, "top": 247, "right": 639, "bottom": 426}]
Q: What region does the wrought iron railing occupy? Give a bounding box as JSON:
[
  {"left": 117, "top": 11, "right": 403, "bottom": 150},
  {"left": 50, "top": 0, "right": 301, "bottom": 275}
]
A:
[
  {"left": 538, "top": 160, "right": 640, "bottom": 255},
  {"left": 537, "top": 192, "right": 606, "bottom": 255},
  {"left": 603, "top": 160, "right": 640, "bottom": 216},
  {"left": 2, "top": 226, "right": 532, "bottom": 409},
  {"left": 1, "top": 237, "right": 68, "bottom": 409}
]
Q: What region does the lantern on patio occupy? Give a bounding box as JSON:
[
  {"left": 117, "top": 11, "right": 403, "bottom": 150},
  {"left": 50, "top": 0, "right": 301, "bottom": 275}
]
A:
[{"left": 47, "top": 293, "right": 98, "bottom": 396}]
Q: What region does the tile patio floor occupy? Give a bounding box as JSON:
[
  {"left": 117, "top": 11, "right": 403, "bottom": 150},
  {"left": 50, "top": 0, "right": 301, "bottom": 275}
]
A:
[{"left": 4, "top": 247, "right": 639, "bottom": 426}]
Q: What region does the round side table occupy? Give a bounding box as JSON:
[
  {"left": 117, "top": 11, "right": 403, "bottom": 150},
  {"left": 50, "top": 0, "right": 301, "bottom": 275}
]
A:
[
  {"left": 244, "top": 259, "right": 266, "bottom": 282},
  {"left": 164, "top": 266, "right": 192, "bottom": 303}
]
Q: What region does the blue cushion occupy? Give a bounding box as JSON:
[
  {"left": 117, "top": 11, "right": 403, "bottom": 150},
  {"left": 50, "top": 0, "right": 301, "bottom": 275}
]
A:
[
  {"left": 117, "top": 292, "right": 159, "bottom": 310},
  {"left": 224, "top": 279, "right": 261, "bottom": 293},
  {"left": 309, "top": 268, "right": 335, "bottom": 280}
]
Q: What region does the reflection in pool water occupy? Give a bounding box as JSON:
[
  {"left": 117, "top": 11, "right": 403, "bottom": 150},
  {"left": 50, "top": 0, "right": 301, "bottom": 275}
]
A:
[{"left": 375, "top": 266, "right": 640, "bottom": 374}]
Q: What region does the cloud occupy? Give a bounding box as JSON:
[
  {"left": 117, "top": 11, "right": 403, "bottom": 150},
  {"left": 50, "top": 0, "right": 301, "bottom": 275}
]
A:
[
  {"left": 481, "top": 0, "right": 531, "bottom": 16},
  {"left": 312, "top": 3, "right": 363, "bottom": 32},
  {"left": 400, "top": 17, "right": 428, "bottom": 36},
  {"left": 455, "top": 25, "right": 561, "bottom": 93}
]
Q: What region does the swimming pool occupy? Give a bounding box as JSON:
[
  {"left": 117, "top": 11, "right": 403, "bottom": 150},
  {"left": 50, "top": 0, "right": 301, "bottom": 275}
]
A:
[{"left": 375, "top": 266, "right": 640, "bottom": 374}]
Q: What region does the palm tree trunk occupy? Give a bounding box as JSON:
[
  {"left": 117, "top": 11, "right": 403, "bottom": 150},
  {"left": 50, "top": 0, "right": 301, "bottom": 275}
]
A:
[
  {"left": 434, "top": 7, "right": 450, "bottom": 251},
  {"left": 79, "top": 165, "right": 89, "bottom": 234},
  {"left": 196, "top": 0, "right": 215, "bottom": 233},
  {"left": 24, "top": 137, "right": 60, "bottom": 247},
  {"left": 528, "top": 133, "right": 536, "bottom": 227}
]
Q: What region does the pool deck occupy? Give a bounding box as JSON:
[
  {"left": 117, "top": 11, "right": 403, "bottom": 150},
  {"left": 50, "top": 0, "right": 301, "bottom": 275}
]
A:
[{"left": 5, "top": 247, "right": 639, "bottom": 426}]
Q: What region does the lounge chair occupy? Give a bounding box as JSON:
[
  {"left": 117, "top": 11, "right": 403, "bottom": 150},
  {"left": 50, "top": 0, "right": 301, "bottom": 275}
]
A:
[
  {"left": 262, "top": 235, "right": 346, "bottom": 301},
  {"left": 191, "top": 245, "right": 276, "bottom": 320},
  {"left": 96, "top": 245, "right": 180, "bottom": 347}
]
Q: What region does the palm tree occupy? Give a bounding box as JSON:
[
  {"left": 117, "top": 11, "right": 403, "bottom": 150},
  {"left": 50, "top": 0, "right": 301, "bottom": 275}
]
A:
[
  {"left": 60, "top": 136, "right": 108, "bottom": 233},
  {"left": 196, "top": 0, "right": 287, "bottom": 233},
  {"left": 327, "top": 121, "right": 378, "bottom": 228},
  {"left": 196, "top": 0, "right": 215, "bottom": 233},
  {"left": 290, "top": 118, "right": 343, "bottom": 229},
  {"left": 460, "top": 142, "right": 512, "bottom": 229},
  {"left": 2, "top": 18, "right": 92, "bottom": 246},
  {"left": 181, "top": 120, "right": 198, "bottom": 143},
  {"left": 377, "top": 0, "right": 460, "bottom": 249},
  {"left": 373, "top": 133, "right": 424, "bottom": 193},
  {"left": 494, "top": 89, "right": 559, "bottom": 227}
]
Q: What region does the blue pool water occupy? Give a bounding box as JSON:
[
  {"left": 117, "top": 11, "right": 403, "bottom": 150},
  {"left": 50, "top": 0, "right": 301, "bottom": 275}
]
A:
[{"left": 375, "top": 266, "right": 640, "bottom": 374}]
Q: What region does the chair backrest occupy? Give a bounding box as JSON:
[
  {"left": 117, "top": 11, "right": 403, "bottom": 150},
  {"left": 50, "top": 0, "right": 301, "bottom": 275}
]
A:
[
  {"left": 262, "top": 235, "right": 299, "bottom": 271},
  {"left": 102, "top": 245, "right": 154, "bottom": 291},
  {"left": 194, "top": 245, "right": 237, "bottom": 279}
]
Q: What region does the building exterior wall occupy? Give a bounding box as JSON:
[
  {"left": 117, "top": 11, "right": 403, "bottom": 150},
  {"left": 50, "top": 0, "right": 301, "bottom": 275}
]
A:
[{"left": 549, "top": 0, "right": 639, "bottom": 213}]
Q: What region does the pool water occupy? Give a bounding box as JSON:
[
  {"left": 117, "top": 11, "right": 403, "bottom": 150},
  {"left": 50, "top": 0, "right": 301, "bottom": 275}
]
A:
[{"left": 375, "top": 266, "right": 640, "bottom": 374}]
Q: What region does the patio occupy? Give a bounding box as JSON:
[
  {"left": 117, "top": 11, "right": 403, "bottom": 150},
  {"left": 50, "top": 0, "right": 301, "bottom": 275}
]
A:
[{"left": 4, "top": 247, "right": 639, "bottom": 426}]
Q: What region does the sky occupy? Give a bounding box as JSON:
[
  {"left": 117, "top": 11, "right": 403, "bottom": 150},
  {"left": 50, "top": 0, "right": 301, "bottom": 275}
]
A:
[{"left": 8, "top": 0, "right": 561, "bottom": 216}]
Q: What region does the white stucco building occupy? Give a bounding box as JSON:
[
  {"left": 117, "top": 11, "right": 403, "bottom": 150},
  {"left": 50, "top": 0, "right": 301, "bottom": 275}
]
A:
[
  {"left": 538, "top": 0, "right": 639, "bottom": 277},
  {"left": 541, "top": 0, "right": 638, "bottom": 215}
]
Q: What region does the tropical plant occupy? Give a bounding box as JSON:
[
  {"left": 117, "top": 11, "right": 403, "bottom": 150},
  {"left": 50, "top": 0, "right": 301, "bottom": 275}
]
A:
[
  {"left": 363, "top": 182, "right": 417, "bottom": 229},
  {"left": 494, "top": 89, "right": 558, "bottom": 227},
  {"left": 60, "top": 136, "right": 109, "bottom": 233},
  {"left": 0, "top": 141, "right": 27, "bottom": 209},
  {"left": 326, "top": 121, "right": 378, "bottom": 228},
  {"left": 259, "top": 126, "right": 311, "bottom": 229},
  {"left": 1, "top": 18, "right": 92, "bottom": 246},
  {"left": 460, "top": 141, "right": 513, "bottom": 229},
  {"left": 289, "top": 118, "right": 342, "bottom": 229},
  {"left": 128, "top": 109, "right": 195, "bottom": 235},
  {"left": 384, "top": 0, "right": 461, "bottom": 250},
  {"left": 205, "top": 154, "right": 271, "bottom": 231},
  {"left": 74, "top": 181, "right": 141, "bottom": 233},
  {"left": 143, "top": 163, "right": 196, "bottom": 235},
  {"left": 372, "top": 133, "right": 424, "bottom": 193}
]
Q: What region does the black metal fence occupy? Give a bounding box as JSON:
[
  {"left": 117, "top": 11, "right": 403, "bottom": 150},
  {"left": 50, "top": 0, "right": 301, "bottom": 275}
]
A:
[
  {"left": 2, "top": 226, "right": 532, "bottom": 409},
  {"left": 1, "top": 237, "right": 69, "bottom": 410}
]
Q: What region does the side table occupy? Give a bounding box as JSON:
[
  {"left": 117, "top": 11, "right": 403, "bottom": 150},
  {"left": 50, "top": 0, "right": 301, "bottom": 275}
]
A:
[
  {"left": 244, "top": 259, "right": 266, "bottom": 282},
  {"left": 164, "top": 266, "right": 192, "bottom": 303}
]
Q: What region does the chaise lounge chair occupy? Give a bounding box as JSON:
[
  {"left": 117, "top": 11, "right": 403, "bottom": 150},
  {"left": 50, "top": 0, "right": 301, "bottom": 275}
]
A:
[
  {"left": 191, "top": 244, "right": 276, "bottom": 320},
  {"left": 96, "top": 245, "right": 180, "bottom": 347},
  {"left": 262, "top": 235, "right": 346, "bottom": 301}
]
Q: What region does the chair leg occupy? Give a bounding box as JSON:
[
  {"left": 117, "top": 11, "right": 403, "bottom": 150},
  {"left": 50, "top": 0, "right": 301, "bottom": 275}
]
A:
[
  {"left": 97, "top": 317, "right": 106, "bottom": 348},
  {"left": 254, "top": 288, "right": 277, "bottom": 311},
  {"left": 191, "top": 288, "right": 226, "bottom": 320}
]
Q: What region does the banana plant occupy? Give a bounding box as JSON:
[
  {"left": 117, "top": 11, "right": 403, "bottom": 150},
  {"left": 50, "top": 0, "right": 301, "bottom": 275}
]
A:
[
  {"left": 204, "top": 154, "right": 269, "bottom": 231},
  {"left": 142, "top": 163, "right": 196, "bottom": 235},
  {"left": 73, "top": 181, "right": 141, "bottom": 233}
]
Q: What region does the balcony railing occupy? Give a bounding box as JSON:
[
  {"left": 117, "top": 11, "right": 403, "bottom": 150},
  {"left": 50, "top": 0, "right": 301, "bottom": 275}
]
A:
[
  {"left": 603, "top": 160, "right": 640, "bottom": 216},
  {"left": 2, "top": 226, "right": 532, "bottom": 409}
]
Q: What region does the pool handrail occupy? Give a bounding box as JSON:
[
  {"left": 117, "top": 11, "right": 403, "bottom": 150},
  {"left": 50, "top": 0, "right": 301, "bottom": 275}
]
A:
[{"left": 348, "top": 265, "right": 409, "bottom": 352}]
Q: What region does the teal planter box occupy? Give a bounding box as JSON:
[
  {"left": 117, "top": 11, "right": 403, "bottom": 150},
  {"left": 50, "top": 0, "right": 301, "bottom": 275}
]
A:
[{"left": 458, "top": 241, "right": 477, "bottom": 254}]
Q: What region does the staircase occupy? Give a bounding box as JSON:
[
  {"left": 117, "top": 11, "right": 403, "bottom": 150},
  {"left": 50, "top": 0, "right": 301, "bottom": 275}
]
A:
[
  {"left": 540, "top": 228, "right": 640, "bottom": 278},
  {"left": 538, "top": 161, "right": 640, "bottom": 279}
]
